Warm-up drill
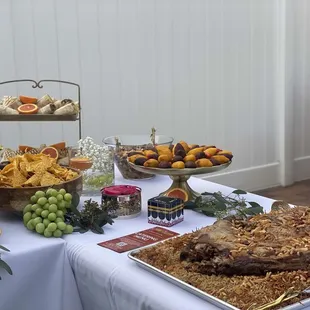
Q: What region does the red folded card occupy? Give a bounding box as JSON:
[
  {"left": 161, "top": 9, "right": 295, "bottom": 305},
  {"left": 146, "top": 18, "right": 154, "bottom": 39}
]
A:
[{"left": 98, "top": 227, "right": 179, "bottom": 253}]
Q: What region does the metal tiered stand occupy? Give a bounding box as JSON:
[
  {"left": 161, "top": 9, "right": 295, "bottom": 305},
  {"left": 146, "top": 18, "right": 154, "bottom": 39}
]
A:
[{"left": 0, "top": 79, "right": 82, "bottom": 139}]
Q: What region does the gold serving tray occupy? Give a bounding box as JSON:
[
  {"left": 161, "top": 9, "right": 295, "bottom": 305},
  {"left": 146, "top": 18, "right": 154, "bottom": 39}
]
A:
[{"left": 128, "top": 161, "right": 231, "bottom": 201}]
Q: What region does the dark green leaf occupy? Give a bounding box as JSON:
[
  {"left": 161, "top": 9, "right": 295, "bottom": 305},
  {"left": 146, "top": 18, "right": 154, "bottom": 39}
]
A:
[
  {"left": 200, "top": 208, "right": 216, "bottom": 217},
  {"left": 201, "top": 192, "right": 215, "bottom": 196},
  {"left": 243, "top": 206, "right": 264, "bottom": 215},
  {"left": 248, "top": 201, "right": 262, "bottom": 209},
  {"left": 92, "top": 222, "right": 104, "bottom": 234},
  {"left": 213, "top": 193, "right": 228, "bottom": 204},
  {"left": 106, "top": 217, "right": 114, "bottom": 225},
  {"left": 70, "top": 203, "right": 81, "bottom": 217},
  {"left": 0, "top": 245, "right": 10, "bottom": 252},
  {"left": 78, "top": 228, "right": 88, "bottom": 234},
  {"left": 0, "top": 259, "right": 12, "bottom": 275},
  {"left": 232, "top": 189, "right": 247, "bottom": 195},
  {"left": 71, "top": 191, "right": 80, "bottom": 208},
  {"left": 214, "top": 201, "right": 227, "bottom": 211},
  {"left": 184, "top": 201, "right": 197, "bottom": 209}
]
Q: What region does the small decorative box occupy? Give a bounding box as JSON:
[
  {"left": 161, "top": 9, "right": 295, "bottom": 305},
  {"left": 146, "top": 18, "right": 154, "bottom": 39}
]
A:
[{"left": 147, "top": 196, "right": 184, "bottom": 227}]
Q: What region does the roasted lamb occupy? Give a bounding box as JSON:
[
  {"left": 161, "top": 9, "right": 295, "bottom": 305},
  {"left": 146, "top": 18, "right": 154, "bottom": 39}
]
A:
[{"left": 180, "top": 206, "right": 310, "bottom": 276}]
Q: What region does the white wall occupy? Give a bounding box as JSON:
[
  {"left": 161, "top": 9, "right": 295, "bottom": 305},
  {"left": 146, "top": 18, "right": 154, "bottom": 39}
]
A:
[
  {"left": 287, "top": 1, "right": 310, "bottom": 182},
  {"left": 0, "top": 0, "right": 284, "bottom": 191}
]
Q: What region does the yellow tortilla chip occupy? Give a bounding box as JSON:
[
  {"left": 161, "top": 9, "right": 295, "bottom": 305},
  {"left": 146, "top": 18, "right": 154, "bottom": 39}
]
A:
[
  {"left": 40, "top": 171, "right": 62, "bottom": 187},
  {"left": 0, "top": 175, "right": 12, "bottom": 187},
  {"left": 12, "top": 168, "right": 27, "bottom": 187},
  {"left": 19, "top": 162, "right": 28, "bottom": 177},
  {"left": 0, "top": 153, "right": 79, "bottom": 188},
  {"left": 0, "top": 163, "right": 14, "bottom": 176},
  {"left": 23, "top": 173, "right": 41, "bottom": 187}
]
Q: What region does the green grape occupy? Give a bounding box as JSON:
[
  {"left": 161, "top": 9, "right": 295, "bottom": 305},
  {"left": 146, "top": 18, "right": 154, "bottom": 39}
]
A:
[
  {"left": 44, "top": 228, "right": 52, "bottom": 237},
  {"left": 35, "top": 208, "right": 43, "bottom": 216},
  {"left": 57, "top": 200, "right": 66, "bottom": 210},
  {"left": 46, "top": 188, "right": 54, "bottom": 197},
  {"left": 35, "top": 191, "right": 45, "bottom": 199},
  {"left": 23, "top": 204, "right": 32, "bottom": 214},
  {"left": 64, "top": 224, "right": 73, "bottom": 234},
  {"left": 55, "top": 217, "right": 63, "bottom": 223},
  {"left": 48, "top": 196, "right": 57, "bottom": 205},
  {"left": 27, "top": 220, "right": 35, "bottom": 231},
  {"left": 37, "top": 197, "right": 48, "bottom": 206},
  {"left": 48, "top": 212, "right": 56, "bottom": 221},
  {"left": 43, "top": 203, "right": 50, "bottom": 210},
  {"left": 31, "top": 204, "right": 40, "bottom": 212},
  {"left": 56, "top": 210, "right": 64, "bottom": 218},
  {"left": 43, "top": 219, "right": 51, "bottom": 227},
  {"left": 57, "top": 222, "right": 66, "bottom": 231},
  {"left": 41, "top": 210, "right": 49, "bottom": 218},
  {"left": 47, "top": 222, "right": 57, "bottom": 232},
  {"left": 49, "top": 204, "right": 58, "bottom": 213},
  {"left": 50, "top": 189, "right": 58, "bottom": 197},
  {"left": 59, "top": 189, "right": 66, "bottom": 195},
  {"left": 56, "top": 194, "right": 63, "bottom": 201},
  {"left": 35, "top": 223, "right": 45, "bottom": 234},
  {"left": 33, "top": 217, "right": 43, "bottom": 226},
  {"left": 30, "top": 195, "right": 38, "bottom": 203},
  {"left": 32, "top": 213, "right": 37, "bottom": 219},
  {"left": 65, "top": 201, "right": 71, "bottom": 209},
  {"left": 53, "top": 229, "right": 63, "bottom": 238},
  {"left": 64, "top": 193, "right": 72, "bottom": 202},
  {"left": 23, "top": 212, "right": 32, "bottom": 224}
]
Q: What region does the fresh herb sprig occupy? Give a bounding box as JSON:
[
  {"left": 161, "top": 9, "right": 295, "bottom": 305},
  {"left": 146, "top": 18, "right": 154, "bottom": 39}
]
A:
[
  {"left": 0, "top": 245, "right": 12, "bottom": 280},
  {"left": 67, "top": 199, "right": 116, "bottom": 234},
  {"left": 185, "top": 189, "right": 264, "bottom": 219}
]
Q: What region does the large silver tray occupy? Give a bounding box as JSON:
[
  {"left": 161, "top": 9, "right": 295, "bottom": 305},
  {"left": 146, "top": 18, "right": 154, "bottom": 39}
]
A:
[{"left": 128, "top": 244, "right": 310, "bottom": 310}]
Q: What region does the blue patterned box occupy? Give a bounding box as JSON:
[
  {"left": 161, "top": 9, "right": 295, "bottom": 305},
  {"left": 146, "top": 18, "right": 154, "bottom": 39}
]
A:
[{"left": 147, "top": 196, "right": 184, "bottom": 227}]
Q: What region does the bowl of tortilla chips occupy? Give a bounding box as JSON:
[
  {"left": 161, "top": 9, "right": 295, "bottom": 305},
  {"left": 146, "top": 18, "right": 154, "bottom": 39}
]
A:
[{"left": 0, "top": 153, "right": 83, "bottom": 214}]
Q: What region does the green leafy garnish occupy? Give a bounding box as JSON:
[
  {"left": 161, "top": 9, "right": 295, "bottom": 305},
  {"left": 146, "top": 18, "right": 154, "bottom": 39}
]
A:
[
  {"left": 67, "top": 198, "right": 116, "bottom": 234},
  {"left": 184, "top": 190, "right": 264, "bottom": 219}
]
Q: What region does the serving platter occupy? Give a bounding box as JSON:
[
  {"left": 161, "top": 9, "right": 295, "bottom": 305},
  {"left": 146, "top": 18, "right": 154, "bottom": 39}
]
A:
[
  {"left": 128, "top": 161, "right": 231, "bottom": 201},
  {"left": 128, "top": 244, "right": 310, "bottom": 310}
]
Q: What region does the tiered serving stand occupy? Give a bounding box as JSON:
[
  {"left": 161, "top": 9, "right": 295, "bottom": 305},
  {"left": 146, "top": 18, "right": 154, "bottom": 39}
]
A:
[{"left": 0, "top": 79, "right": 82, "bottom": 139}]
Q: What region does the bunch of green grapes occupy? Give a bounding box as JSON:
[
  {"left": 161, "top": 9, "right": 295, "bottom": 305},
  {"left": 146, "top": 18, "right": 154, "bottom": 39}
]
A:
[{"left": 22, "top": 188, "right": 74, "bottom": 238}]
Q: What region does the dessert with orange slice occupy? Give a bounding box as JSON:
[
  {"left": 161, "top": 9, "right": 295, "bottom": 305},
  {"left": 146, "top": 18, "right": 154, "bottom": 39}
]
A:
[
  {"left": 166, "top": 188, "right": 189, "bottom": 202},
  {"left": 17, "top": 103, "right": 38, "bottom": 114},
  {"left": 69, "top": 157, "right": 93, "bottom": 171},
  {"left": 40, "top": 146, "right": 59, "bottom": 160},
  {"left": 18, "top": 145, "right": 34, "bottom": 152},
  {"left": 19, "top": 96, "right": 37, "bottom": 104},
  {"left": 50, "top": 142, "right": 66, "bottom": 150}
]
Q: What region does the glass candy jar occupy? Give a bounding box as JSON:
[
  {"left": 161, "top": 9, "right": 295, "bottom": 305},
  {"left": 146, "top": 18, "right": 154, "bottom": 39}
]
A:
[{"left": 69, "top": 137, "right": 115, "bottom": 196}]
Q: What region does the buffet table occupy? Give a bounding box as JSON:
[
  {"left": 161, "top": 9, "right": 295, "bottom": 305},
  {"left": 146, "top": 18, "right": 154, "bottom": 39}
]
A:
[
  {"left": 63, "top": 172, "right": 276, "bottom": 310},
  {"left": 0, "top": 212, "right": 83, "bottom": 310}
]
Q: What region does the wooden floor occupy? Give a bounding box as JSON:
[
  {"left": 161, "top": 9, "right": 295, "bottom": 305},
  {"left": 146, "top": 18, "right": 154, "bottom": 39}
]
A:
[{"left": 255, "top": 179, "right": 310, "bottom": 206}]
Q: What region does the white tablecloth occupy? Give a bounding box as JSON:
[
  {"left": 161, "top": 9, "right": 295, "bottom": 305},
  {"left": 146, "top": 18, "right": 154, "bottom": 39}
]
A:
[
  {"left": 64, "top": 172, "right": 276, "bottom": 310},
  {"left": 0, "top": 212, "right": 83, "bottom": 310}
]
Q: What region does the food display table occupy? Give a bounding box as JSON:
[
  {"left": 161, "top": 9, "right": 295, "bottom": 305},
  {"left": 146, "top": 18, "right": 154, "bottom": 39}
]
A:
[
  {"left": 0, "top": 212, "right": 83, "bottom": 310},
  {"left": 63, "top": 171, "right": 276, "bottom": 310}
]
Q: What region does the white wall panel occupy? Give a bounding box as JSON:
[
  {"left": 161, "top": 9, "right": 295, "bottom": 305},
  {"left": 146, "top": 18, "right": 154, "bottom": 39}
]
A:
[
  {"left": 287, "top": 0, "right": 310, "bottom": 182},
  {"left": 0, "top": 0, "right": 281, "bottom": 190}
]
